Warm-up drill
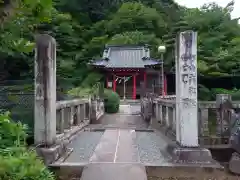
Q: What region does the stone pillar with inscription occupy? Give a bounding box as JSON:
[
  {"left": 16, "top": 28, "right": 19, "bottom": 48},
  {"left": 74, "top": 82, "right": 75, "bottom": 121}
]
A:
[
  {"left": 176, "top": 31, "right": 198, "bottom": 147},
  {"left": 167, "top": 31, "right": 220, "bottom": 166},
  {"left": 34, "top": 34, "right": 56, "bottom": 146}
]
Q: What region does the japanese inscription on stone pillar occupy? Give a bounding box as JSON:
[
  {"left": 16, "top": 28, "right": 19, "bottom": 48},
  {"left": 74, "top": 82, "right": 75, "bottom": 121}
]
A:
[{"left": 176, "top": 31, "right": 198, "bottom": 147}]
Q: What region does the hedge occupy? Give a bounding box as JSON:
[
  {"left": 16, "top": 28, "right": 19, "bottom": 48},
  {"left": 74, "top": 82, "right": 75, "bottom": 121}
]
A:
[{"left": 103, "top": 89, "right": 120, "bottom": 113}]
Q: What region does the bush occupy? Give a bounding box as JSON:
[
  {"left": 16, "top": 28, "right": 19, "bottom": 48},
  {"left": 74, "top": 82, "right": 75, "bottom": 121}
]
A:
[
  {"left": 211, "top": 88, "right": 240, "bottom": 100},
  {"left": 198, "top": 84, "right": 212, "bottom": 101},
  {"left": 103, "top": 89, "right": 120, "bottom": 113},
  {"left": 0, "top": 148, "right": 55, "bottom": 180},
  {"left": 0, "top": 112, "right": 27, "bottom": 149},
  {"left": 0, "top": 112, "right": 55, "bottom": 180},
  {"left": 67, "top": 82, "right": 104, "bottom": 98},
  {"left": 67, "top": 87, "right": 93, "bottom": 98}
]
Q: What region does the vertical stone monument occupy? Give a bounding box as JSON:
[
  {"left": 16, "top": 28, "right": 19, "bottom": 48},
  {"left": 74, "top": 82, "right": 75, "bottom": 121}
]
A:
[
  {"left": 167, "top": 31, "right": 220, "bottom": 165},
  {"left": 177, "top": 30, "right": 198, "bottom": 147},
  {"left": 34, "top": 34, "right": 56, "bottom": 146}
]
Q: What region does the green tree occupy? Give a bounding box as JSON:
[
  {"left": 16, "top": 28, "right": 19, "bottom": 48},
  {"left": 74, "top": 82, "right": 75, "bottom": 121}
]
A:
[
  {"left": 107, "top": 2, "right": 166, "bottom": 37},
  {"left": 183, "top": 2, "right": 240, "bottom": 75}
]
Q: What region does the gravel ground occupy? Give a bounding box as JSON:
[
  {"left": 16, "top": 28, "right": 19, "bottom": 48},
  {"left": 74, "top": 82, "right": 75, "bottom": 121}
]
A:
[
  {"left": 135, "top": 131, "right": 171, "bottom": 165},
  {"left": 65, "top": 131, "right": 103, "bottom": 163}
]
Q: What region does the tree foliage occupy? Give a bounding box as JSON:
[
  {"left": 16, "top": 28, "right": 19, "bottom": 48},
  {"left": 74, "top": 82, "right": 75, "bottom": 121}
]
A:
[{"left": 1, "top": 0, "right": 240, "bottom": 87}]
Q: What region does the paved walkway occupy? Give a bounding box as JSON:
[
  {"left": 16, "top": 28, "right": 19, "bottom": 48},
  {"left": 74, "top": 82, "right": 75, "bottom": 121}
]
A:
[
  {"left": 64, "top": 128, "right": 171, "bottom": 165},
  {"left": 86, "top": 104, "right": 148, "bottom": 130},
  {"left": 53, "top": 104, "right": 230, "bottom": 179},
  {"left": 57, "top": 104, "right": 172, "bottom": 180},
  {"left": 64, "top": 104, "right": 172, "bottom": 165},
  {"left": 86, "top": 113, "right": 148, "bottom": 130}
]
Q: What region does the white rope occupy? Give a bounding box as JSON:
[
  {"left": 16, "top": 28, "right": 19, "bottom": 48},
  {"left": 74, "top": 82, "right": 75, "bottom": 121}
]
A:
[{"left": 114, "top": 74, "right": 133, "bottom": 79}]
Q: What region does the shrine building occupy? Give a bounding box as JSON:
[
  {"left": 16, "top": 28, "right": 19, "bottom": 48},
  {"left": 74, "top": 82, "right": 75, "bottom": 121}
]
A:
[{"left": 91, "top": 45, "right": 167, "bottom": 99}]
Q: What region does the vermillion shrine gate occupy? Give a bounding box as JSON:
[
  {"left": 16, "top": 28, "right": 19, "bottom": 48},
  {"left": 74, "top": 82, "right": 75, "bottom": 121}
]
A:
[{"left": 91, "top": 45, "right": 167, "bottom": 99}]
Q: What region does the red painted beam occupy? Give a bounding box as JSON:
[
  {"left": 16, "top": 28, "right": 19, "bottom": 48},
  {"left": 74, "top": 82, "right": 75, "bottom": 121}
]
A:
[
  {"left": 143, "top": 72, "right": 147, "bottom": 88},
  {"left": 113, "top": 75, "right": 116, "bottom": 92},
  {"left": 114, "top": 72, "right": 138, "bottom": 75},
  {"left": 132, "top": 75, "right": 136, "bottom": 100}
]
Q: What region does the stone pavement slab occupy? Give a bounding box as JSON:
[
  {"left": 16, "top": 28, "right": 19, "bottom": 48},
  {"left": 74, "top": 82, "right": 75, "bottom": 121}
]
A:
[
  {"left": 115, "top": 130, "right": 139, "bottom": 162},
  {"left": 81, "top": 163, "right": 147, "bottom": 180},
  {"left": 89, "top": 129, "right": 140, "bottom": 163},
  {"left": 93, "top": 113, "right": 148, "bottom": 129},
  {"left": 64, "top": 131, "right": 103, "bottom": 163},
  {"left": 90, "top": 130, "right": 119, "bottom": 162}
]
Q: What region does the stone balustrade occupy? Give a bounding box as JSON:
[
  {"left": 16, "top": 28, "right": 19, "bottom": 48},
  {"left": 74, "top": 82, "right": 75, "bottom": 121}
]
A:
[
  {"left": 56, "top": 99, "right": 89, "bottom": 134},
  {"left": 158, "top": 95, "right": 176, "bottom": 100},
  {"left": 55, "top": 97, "right": 104, "bottom": 136},
  {"left": 37, "top": 97, "right": 104, "bottom": 165},
  {"left": 141, "top": 95, "right": 240, "bottom": 147}
]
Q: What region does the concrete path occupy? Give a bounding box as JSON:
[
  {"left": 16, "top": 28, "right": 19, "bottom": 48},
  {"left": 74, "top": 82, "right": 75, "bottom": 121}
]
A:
[
  {"left": 65, "top": 103, "right": 171, "bottom": 164},
  {"left": 65, "top": 129, "right": 171, "bottom": 165},
  {"left": 86, "top": 104, "right": 147, "bottom": 130},
  {"left": 81, "top": 163, "right": 147, "bottom": 180},
  {"left": 62, "top": 104, "right": 171, "bottom": 180},
  {"left": 81, "top": 129, "right": 145, "bottom": 180},
  {"left": 53, "top": 103, "right": 234, "bottom": 179},
  {"left": 89, "top": 129, "right": 139, "bottom": 163}
]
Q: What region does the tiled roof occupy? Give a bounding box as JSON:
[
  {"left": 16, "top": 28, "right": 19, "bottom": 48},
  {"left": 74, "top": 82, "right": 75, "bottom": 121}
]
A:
[{"left": 91, "top": 45, "right": 162, "bottom": 68}]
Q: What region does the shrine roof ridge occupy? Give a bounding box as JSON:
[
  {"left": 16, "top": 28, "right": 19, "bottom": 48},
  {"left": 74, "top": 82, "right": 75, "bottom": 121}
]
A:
[
  {"left": 90, "top": 44, "right": 162, "bottom": 68},
  {"left": 105, "top": 44, "right": 150, "bottom": 49}
]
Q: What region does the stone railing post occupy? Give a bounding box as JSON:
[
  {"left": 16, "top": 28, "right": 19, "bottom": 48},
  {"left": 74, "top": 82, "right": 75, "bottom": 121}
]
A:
[
  {"left": 70, "top": 106, "right": 75, "bottom": 126},
  {"left": 76, "top": 105, "right": 82, "bottom": 124},
  {"left": 172, "top": 106, "right": 176, "bottom": 132},
  {"left": 64, "top": 107, "right": 71, "bottom": 129},
  {"left": 154, "top": 102, "right": 158, "bottom": 124},
  {"left": 216, "top": 94, "right": 232, "bottom": 135},
  {"left": 80, "top": 103, "right": 85, "bottom": 122},
  {"left": 90, "top": 98, "right": 97, "bottom": 123},
  {"left": 86, "top": 99, "right": 90, "bottom": 120},
  {"left": 168, "top": 107, "right": 174, "bottom": 130},
  {"left": 59, "top": 109, "right": 64, "bottom": 133},
  {"left": 158, "top": 104, "right": 163, "bottom": 124},
  {"left": 162, "top": 106, "right": 166, "bottom": 125},
  {"left": 34, "top": 34, "right": 56, "bottom": 146},
  {"left": 165, "top": 106, "right": 169, "bottom": 127},
  {"left": 199, "top": 108, "right": 209, "bottom": 136}
]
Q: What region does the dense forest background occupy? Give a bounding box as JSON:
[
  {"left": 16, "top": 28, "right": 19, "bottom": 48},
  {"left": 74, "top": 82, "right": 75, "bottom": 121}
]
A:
[{"left": 0, "top": 0, "right": 240, "bottom": 98}]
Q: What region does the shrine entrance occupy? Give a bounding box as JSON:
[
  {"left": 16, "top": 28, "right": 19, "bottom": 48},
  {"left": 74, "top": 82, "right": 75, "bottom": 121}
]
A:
[{"left": 115, "top": 75, "right": 133, "bottom": 100}]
